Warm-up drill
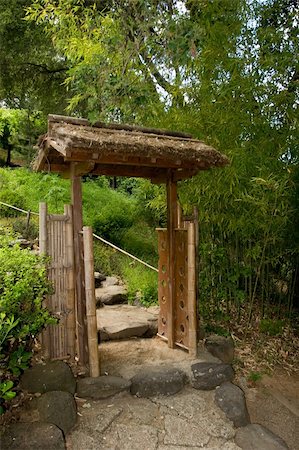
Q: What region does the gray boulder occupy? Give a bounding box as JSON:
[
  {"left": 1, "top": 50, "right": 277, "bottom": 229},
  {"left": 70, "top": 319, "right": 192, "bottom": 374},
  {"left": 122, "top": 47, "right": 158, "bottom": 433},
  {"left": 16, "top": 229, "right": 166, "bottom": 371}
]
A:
[
  {"left": 130, "top": 367, "right": 187, "bottom": 397},
  {"left": 205, "top": 334, "right": 235, "bottom": 363},
  {"left": 37, "top": 391, "right": 77, "bottom": 435},
  {"left": 21, "top": 361, "right": 76, "bottom": 394},
  {"left": 97, "top": 304, "right": 158, "bottom": 341},
  {"left": 94, "top": 272, "right": 106, "bottom": 287},
  {"left": 191, "top": 362, "right": 234, "bottom": 390},
  {"left": 0, "top": 422, "right": 65, "bottom": 450},
  {"left": 215, "top": 382, "right": 250, "bottom": 427},
  {"left": 235, "top": 424, "right": 289, "bottom": 449},
  {"left": 76, "top": 376, "right": 131, "bottom": 399},
  {"left": 95, "top": 285, "right": 128, "bottom": 305}
]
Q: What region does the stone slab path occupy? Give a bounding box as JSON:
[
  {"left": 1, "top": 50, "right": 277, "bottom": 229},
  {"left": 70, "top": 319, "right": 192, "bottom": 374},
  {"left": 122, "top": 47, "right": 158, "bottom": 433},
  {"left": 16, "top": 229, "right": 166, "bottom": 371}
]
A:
[
  {"left": 97, "top": 305, "right": 159, "bottom": 342},
  {"left": 67, "top": 387, "right": 241, "bottom": 450}
]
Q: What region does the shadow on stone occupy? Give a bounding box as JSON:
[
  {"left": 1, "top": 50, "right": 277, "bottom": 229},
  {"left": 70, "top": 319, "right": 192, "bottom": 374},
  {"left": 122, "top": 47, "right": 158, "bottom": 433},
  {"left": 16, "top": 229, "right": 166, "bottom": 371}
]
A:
[
  {"left": 76, "top": 376, "right": 131, "bottom": 399},
  {"left": 191, "top": 362, "right": 234, "bottom": 390},
  {"left": 37, "top": 391, "right": 77, "bottom": 435},
  {"left": 21, "top": 361, "right": 76, "bottom": 394},
  {"left": 130, "top": 366, "right": 187, "bottom": 397},
  {"left": 235, "top": 423, "right": 289, "bottom": 450},
  {"left": 215, "top": 382, "right": 250, "bottom": 428},
  {"left": 0, "top": 422, "right": 65, "bottom": 450}
]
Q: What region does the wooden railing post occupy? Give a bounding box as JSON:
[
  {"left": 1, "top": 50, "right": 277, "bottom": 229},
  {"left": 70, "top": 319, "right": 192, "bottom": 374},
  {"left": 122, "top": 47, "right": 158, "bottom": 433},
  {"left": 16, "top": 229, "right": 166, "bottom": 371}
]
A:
[{"left": 83, "top": 226, "right": 100, "bottom": 377}]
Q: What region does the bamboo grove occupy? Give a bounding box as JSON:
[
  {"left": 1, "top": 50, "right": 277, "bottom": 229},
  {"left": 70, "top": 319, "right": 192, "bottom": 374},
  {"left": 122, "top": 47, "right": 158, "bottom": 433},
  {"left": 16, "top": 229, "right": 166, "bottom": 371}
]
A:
[{"left": 1, "top": 0, "right": 298, "bottom": 327}]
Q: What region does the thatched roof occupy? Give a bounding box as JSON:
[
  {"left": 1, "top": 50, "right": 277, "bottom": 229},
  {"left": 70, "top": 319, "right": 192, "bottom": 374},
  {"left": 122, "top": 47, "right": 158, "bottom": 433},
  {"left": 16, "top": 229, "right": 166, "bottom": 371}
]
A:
[{"left": 34, "top": 115, "right": 229, "bottom": 182}]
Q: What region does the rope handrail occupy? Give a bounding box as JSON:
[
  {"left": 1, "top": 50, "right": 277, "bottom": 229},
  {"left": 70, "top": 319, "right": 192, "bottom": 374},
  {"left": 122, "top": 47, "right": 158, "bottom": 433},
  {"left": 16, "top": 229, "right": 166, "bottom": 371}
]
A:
[
  {"left": 0, "top": 200, "right": 158, "bottom": 272},
  {"left": 0, "top": 201, "right": 39, "bottom": 216},
  {"left": 92, "top": 232, "right": 159, "bottom": 273}
]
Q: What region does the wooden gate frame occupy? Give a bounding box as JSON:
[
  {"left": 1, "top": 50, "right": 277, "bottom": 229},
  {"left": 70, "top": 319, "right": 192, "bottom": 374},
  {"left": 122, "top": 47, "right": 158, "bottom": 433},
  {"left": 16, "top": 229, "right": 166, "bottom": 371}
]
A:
[
  {"left": 157, "top": 175, "right": 199, "bottom": 356},
  {"left": 34, "top": 114, "right": 228, "bottom": 371}
]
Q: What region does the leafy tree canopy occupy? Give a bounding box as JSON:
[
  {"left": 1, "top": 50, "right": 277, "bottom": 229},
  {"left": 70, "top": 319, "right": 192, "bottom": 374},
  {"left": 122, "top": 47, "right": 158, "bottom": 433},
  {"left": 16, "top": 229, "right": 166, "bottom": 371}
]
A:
[{"left": 0, "top": 0, "right": 68, "bottom": 114}]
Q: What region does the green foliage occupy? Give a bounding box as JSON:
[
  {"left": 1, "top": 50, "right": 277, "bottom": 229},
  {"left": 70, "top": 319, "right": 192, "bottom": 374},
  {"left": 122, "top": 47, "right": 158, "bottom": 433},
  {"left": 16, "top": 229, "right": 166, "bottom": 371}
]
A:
[
  {"left": 93, "top": 241, "right": 114, "bottom": 276},
  {"left": 0, "top": 0, "right": 68, "bottom": 114},
  {"left": 0, "top": 230, "right": 55, "bottom": 414},
  {"left": 0, "top": 243, "right": 54, "bottom": 340},
  {"left": 259, "top": 319, "right": 286, "bottom": 336},
  {"left": 0, "top": 380, "right": 16, "bottom": 414},
  {"left": 0, "top": 108, "right": 46, "bottom": 165},
  {"left": 12, "top": 217, "right": 39, "bottom": 240},
  {"left": 83, "top": 181, "right": 137, "bottom": 245},
  {"left": 0, "top": 189, "right": 26, "bottom": 217},
  {"left": 247, "top": 371, "right": 262, "bottom": 384},
  {"left": 7, "top": 346, "right": 32, "bottom": 377},
  {"left": 204, "top": 323, "right": 231, "bottom": 338},
  {"left": 119, "top": 258, "right": 158, "bottom": 307}
]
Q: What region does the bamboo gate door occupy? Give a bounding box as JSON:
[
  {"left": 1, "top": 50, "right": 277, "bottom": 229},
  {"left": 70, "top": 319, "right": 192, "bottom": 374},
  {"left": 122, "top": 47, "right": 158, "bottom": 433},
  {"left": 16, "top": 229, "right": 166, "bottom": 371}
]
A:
[
  {"left": 157, "top": 208, "right": 198, "bottom": 357},
  {"left": 39, "top": 203, "right": 76, "bottom": 360}
]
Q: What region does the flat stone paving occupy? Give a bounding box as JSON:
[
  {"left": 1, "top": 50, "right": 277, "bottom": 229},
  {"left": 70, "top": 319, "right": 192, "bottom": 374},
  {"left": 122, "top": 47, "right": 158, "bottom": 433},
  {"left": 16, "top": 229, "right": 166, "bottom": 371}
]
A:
[
  {"left": 66, "top": 339, "right": 240, "bottom": 450},
  {"left": 67, "top": 387, "right": 241, "bottom": 450},
  {"left": 97, "top": 305, "right": 159, "bottom": 341}
]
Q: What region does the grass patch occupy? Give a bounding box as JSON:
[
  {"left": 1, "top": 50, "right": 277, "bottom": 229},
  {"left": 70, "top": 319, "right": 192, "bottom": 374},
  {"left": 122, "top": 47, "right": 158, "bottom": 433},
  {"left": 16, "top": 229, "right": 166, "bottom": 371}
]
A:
[{"left": 118, "top": 256, "right": 158, "bottom": 306}]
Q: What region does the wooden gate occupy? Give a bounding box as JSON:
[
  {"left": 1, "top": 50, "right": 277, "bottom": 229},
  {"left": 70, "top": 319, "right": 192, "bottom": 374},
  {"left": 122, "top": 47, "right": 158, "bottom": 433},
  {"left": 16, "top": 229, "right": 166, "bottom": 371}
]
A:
[
  {"left": 39, "top": 203, "right": 76, "bottom": 360},
  {"left": 157, "top": 219, "right": 198, "bottom": 356}
]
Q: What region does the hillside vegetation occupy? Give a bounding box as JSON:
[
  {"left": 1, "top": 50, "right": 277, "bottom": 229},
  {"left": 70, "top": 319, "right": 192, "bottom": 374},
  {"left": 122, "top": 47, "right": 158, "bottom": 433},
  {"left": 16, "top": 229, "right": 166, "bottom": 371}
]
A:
[{"left": 0, "top": 0, "right": 298, "bottom": 382}]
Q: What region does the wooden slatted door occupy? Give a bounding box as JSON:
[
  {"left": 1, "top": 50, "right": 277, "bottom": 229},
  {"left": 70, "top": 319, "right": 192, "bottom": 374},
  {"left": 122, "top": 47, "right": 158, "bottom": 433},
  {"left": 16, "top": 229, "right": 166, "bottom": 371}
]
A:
[
  {"left": 157, "top": 224, "right": 198, "bottom": 356},
  {"left": 39, "top": 203, "right": 76, "bottom": 360}
]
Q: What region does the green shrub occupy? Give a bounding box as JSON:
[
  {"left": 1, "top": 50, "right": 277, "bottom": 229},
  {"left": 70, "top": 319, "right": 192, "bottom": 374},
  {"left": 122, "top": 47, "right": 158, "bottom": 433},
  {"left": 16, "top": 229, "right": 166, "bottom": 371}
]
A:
[
  {"left": 119, "top": 258, "right": 158, "bottom": 307},
  {"left": 259, "top": 319, "right": 285, "bottom": 336},
  {"left": 93, "top": 241, "right": 114, "bottom": 275},
  {"left": 0, "top": 230, "right": 55, "bottom": 414},
  {"left": 0, "top": 189, "right": 26, "bottom": 217},
  {"left": 12, "top": 217, "right": 39, "bottom": 240}
]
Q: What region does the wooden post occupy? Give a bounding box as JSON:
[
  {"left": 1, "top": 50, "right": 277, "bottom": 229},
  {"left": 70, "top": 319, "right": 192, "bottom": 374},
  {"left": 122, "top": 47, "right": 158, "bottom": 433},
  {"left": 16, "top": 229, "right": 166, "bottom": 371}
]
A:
[
  {"left": 166, "top": 172, "right": 178, "bottom": 348},
  {"left": 193, "top": 206, "right": 200, "bottom": 331},
  {"left": 187, "top": 221, "right": 198, "bottom": 357},
  {"left": 26, "top": 210, "right": 31, "bottom": 234},
  {"left": 64, "top": 205, "right": 76, "bottom": 358},
  {"left": 177, "top": 203, "right": 182, "bottom": 229},
  {"left": 39, "top": 202, "right": 50, "bottom": 358},
  {"left": 71, "top": 167, "right": 88, "bottom": 367},
  {"left": 83, "top": 226, "right": 100, "bottom": 377}
]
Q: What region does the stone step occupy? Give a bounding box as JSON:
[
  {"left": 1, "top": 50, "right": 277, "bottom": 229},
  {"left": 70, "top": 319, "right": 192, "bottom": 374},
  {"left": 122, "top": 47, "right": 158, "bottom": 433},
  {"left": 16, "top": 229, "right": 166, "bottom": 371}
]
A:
[
  {"left": 97, "top": 304, "right": 159, "bottom": 342},
  {"left": 95, "top": 276, "right": 128, "bottom": 305}
]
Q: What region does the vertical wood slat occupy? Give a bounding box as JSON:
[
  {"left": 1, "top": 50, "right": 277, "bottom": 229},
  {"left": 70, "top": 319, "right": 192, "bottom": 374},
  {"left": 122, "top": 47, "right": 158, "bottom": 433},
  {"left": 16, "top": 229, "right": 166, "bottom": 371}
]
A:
[
  {"left": 71, "top": 170, "right": 88, "bottom": 366},
  {"left": 65, "top": 205, "right": 76, "bottom": 358},
  {"left": 157, "top": 229, "right": 169, "bottom": 338},
  {"left": 166, "top": 175, "right": 178, "bottom": 348},
  {"left": 83, "top": 227, "right": 100, "bottom": 377},
  {"left": 39, "top": 203, "right": 50, "bottom": 358},
  {"left": 187, "top": 221, "right": 198, "bottom": 357},
  {"left": 39, "top": 203, "right": 76, "bottom": 360},
  {"left": 174, "top": 229, "right": 189, "bottom": 349}
]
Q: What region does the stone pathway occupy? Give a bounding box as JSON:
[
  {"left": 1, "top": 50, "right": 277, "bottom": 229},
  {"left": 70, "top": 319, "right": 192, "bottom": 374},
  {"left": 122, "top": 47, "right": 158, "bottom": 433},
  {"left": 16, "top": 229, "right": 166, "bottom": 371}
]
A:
[
  {"left": 67, "top": 387, "right": 240, "bottom": 450},
  {"left": 97, "top": 305, "right": 159, "bottom": 341}
]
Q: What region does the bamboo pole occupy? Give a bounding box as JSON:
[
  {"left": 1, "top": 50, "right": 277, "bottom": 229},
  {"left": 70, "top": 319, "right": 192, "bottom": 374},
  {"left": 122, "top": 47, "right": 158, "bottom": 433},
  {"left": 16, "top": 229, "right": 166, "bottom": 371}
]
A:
[
  {"left": 187, "top": 221, "right": 198, "bottom": 357},
  {"left": 83, "top": 226, "right": 100, "bottom": 377},
  {"left": 39, "top": 202, "right": 50, "bottom": 358},
  {"left": 166, "top": 173, "right": 178, "bottom": 348},
  {"left": 64, "top": 205, "right": 76, "bottom": 359},
  {"left": 71, "top": 166, "right": 88, "bottom": 367}
]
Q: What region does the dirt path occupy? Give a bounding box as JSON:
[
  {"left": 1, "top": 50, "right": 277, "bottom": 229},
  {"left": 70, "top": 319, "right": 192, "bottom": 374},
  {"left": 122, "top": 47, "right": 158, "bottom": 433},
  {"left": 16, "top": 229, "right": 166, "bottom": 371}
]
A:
[{"left": 243, "top": 370, "right": 299, "bottom": 450}]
